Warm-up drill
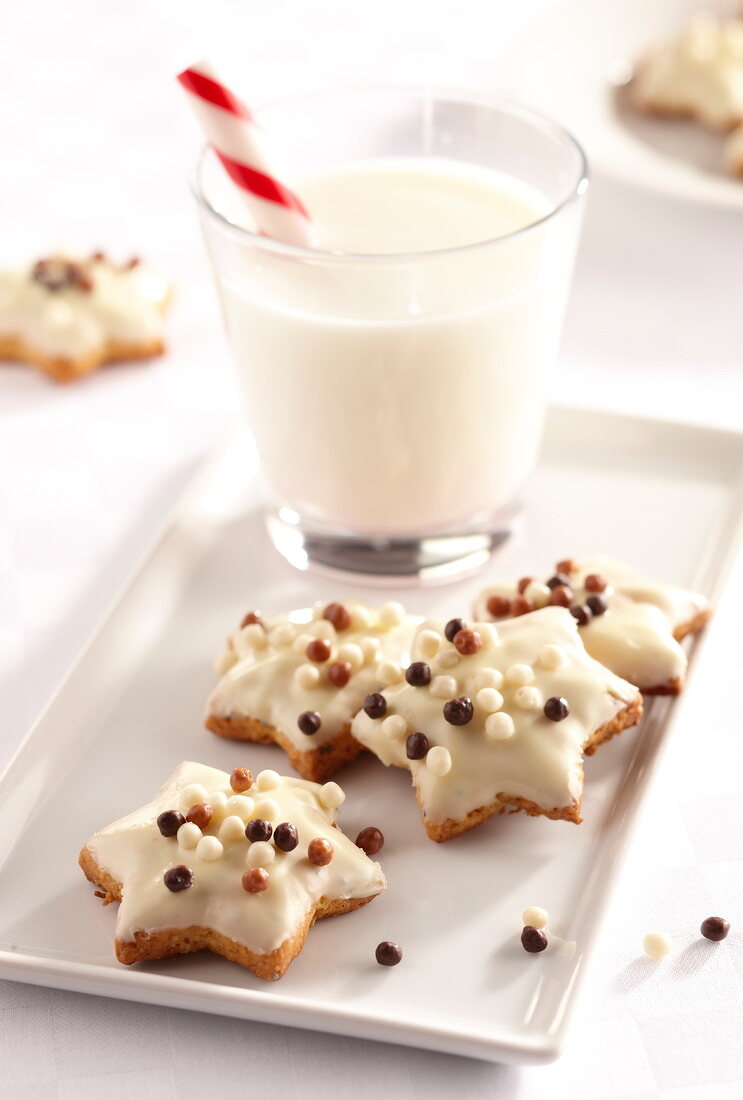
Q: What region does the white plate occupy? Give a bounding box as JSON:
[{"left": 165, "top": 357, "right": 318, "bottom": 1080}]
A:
[
  {"left": 503, "top": 0, "right": 743, "bottom": 210},
  {"left": 1, "top": 405, "right": 742, "bottom": 1065}
]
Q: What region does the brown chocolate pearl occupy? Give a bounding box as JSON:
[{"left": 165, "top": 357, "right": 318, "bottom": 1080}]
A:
[
  {"left": 327, "top": 660, "right": 352, "bottom": 687},
  {"left": 511, "top": 596, "right": 534, "bottom": 617},
  {"left": 453, "top": 628, "right": 483, "bottom": 655},
  {"left": 308, "top": 838, "right": 334, "bottom": 866},
  {"left": 549, "top": 584, "right": 573, "bottom": 608},
  {"left": 307, "top": 638, "right": 332, "bottom": 663},
  {"left": 487, "top": 594, "right": 511, "bottom": 618},
  {"left": 323, "top": 602, "right": 351, "bottom": 631},
  {"left": 230, "top": 767, "right": 253, "bottom": 793},
  {"left": 240, "top": 611, "right": 263, "bottom": 628},
  {"left": 355, "top": 826, "right": 384, "bottom": 856},
  {"left": 406, "top": 732, "right": 429, "bottom": 759},
  {"left": 521, "top": 926, "right": 548, "bottom": 952},
  {"left": 517, "top": 576, "right": 535, "bottom": 595},
  {"left": 444, "top": 617, "right": 467, "bottom": 642},
  {"left": 186, "top": 802, "right": 213, "bottom": 829},
  {"left": 375, "top": 941, "right": 403, "bottom": 966},
  {"left": 585, "top": 573, "right": 608, "bottom": 593},
  {"left": 242, "top": 867, "right": 269, "bottom": 893},
  {"left": 700, "top": 916, "right": 730, "bottom": 941},
  {"left": 556, "top": 558, "right": 578, "bottom": 575},
  {"left": 125, "top": 256, "right": 141, "bottom": 269}
]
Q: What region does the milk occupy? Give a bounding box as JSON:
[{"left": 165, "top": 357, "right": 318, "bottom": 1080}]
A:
[{"left": 213, "top": 156, "right": 578, "bottom": 536}]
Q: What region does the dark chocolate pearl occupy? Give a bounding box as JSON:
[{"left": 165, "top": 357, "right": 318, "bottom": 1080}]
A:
[
  {"left": 375, "top": 940, "right": 403, "bottom": 966},
  {"left": 406, "top": 661, "right": 431, "bottom": 687},
  {"left": 298, "top": 710, "right": 322, "bottom": 735},
  {"left": 444, "top": 617, "right": 467, "bottom": 642},
  {"left": 157, "top": 810, "right": 184, "bottom": 838},
  {"left": 406, "top": 732, "right": 429, "bottom": 759},
  {"left": 549, "top": 585, "right": 573, "bottom": 608},
  {"left": 586, "top": 594, "right": 608, "bottom": 617},
  {"left": 585, "top": 573, "right": 607, "bottom": 593},
  {"left": 328, "top": 661, "right": 352, "bottom": 687},
  {"left": 547, "top": 573, "right": 571, "bottom": 590},
  {"left": 307, "top": 638, "right": 332, "bottom": 663},
  {"left": 544, "top": 696, "right": 570, "bottom": 722},
  {"left": 487, "top": 594, "right": 511, "bottom": 617},
  {"left": 443, "top": 696, "right": 474, "bottom": 726},
  {"left": 521, "top": 926, "right": 548, "bottom": 953},
  {"left": 453, "top": 628, "right": 482, "bottom": 655},
  {"left": 700, "top": 916, "right": 730, "bottom": 941},
  {"left": 355, "top": 826, "right": 384, "bottom": 856},
  {"left": 240, "top": 610, "right": 263, "bottom": 628},
  {"left": 245, "top": 818, "right": 273, "bottom": 842},
  {"left": 274, "top": 822, "right": 299, "bottom": 852},
  {"left": 570, "top": 604, "right": 593, "bottom": 626},
  {"left": 363, "top": 693, "right": 387, "bottom": 719},
  {"left": 164, "top": 865, "right": 193, "bottom": 892}
]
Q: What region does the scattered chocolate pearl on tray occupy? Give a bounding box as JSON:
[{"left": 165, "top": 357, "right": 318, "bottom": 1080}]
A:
[
  {"left": 157, "top": 810, "right": 185, "bottom": 838},
  {"left": 355, "top": 826, "right": 384, "bottom": 856},
  {"left": 375, "top": 941, "right": 403, "bottom": 966},
  {"left": 164, "top": 865, "right": 194, "bottom": 893},
  {"left": 297, "top": 710, "right": 322, "bottom": 735},
  {"left": 522, "top": 906, "right": 548, "bottom": 930},
  {"left": 521, "top": 926, "right": 548, "bottom": 953},
  {"left": 230, "top": 767, "right": 253, "bottom": 793},
  {"left": 700, "top": 916, "right": 730, "bottom": 941},
  {"left": 642, "top": 932, "right": 672, "bottom": 959}
]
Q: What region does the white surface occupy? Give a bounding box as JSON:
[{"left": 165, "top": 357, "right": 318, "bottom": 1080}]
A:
[{"left": 1, "top": 0, "right": 742, "bottom": 1096}]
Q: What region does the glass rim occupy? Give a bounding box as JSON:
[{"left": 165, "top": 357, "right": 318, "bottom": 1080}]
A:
[{"left": 191, "top": 84, "right": 590, "bottom": 264}]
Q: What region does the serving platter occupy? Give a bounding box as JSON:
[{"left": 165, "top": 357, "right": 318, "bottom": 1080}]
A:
[{"left": 0, "top": 404, "right": 741, "bottom": 1064}]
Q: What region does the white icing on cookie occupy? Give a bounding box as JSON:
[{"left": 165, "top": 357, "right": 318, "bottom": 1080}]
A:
[
  {"left": 351, "top": 608, "right": 640, "bottom": 828},
  {"left": 474, "top": 555, "right": 709, "bottom": 692},
  {"left": 85, "top": 762, "right": 385, "bottom": 956},
  {"left": 208, "top": 601, "right": 421, "bottom": 750}
]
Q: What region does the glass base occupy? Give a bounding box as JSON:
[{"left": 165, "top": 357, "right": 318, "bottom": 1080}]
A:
[{"left": 266, "top": 505, "right": 520, "bottom": 586}]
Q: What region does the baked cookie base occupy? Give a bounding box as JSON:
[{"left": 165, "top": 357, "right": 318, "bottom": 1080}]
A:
[
  {"left": 0, "top": 334, "right": 165, "bottom": 383},
  {"left": 206, "top": 713, "right": 363, "bottom": 783},
  {"left": 79, "top": 845, "right": 377, "bottom": 981}
]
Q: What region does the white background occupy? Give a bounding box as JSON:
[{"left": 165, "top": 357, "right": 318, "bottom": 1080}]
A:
[{"left": 1, "top": 1, "right": 741, "bottom": 1096}]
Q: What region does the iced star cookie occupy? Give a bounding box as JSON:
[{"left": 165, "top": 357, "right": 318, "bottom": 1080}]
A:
[
  {"left": 79, "top": 761, "right": 385, "bottom": 981},
  {"left": 206, "top": 600, "right": 422, "bottom": 782},
  {"left": 474, "top": 555, "right": 710, "bottom": 694},
  {"left": 351, "top": 608, "right": 643, "bottom": 842},
  {"left": 0, "top": 252, "right": 170, "bottom": 382}
]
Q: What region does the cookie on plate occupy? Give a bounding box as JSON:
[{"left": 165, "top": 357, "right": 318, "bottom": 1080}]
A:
[
  {"left": 206, "top": 600, "right": 422, "bottom": 782},
  {"left": 351, "top": 608, "right": 643, "bottom": 842},
  {"left": 473, "top": 555, "right": 710, "bottom": 694},
  {"left": 79, "top": 761, "right": 385, "bottom": 981},
  {"left": 0, "top": 252, "right": 170, "bottom": 382}
]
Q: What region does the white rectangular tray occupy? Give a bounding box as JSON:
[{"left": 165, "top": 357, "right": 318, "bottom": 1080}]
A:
[{"left": 1, "top": 405, "right": 741, "bottom": 1065}]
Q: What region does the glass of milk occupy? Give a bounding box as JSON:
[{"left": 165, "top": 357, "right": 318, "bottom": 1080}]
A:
[{"left": 194, "top": 88, "right": 588, "bottom": 582}]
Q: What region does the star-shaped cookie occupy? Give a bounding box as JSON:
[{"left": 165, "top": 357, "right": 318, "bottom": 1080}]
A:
[
  {"left": 473, "top": 555, "right": 710, "bottom": 693},
  {"left": 79, "top": 761, "right": 385, "bottom": 981},
  {"left": 206, "top": 600, "right": 422, "bottom": 781},
  {"left": 351, "top": 608, "right": 643, "bottom": 841}
]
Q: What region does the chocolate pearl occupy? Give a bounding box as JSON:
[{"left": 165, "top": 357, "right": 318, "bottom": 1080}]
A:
[
  {"left": 245, "top": 818, "right": 272, "bottom": 842},
  {"left": 444, "top": 617, "right": 467, "bottom": 642},
  {"left": 240, "top": 610, "right": 262, "bottom": 628},
  {"left": 549, "top": 584, "right": 573, "bottom": 608},
  {"left": 363, "top": 693, "right": 387, "bottom": 719},
  {"left": 375, "top": 940, "right": 402, "bottom": 966},
  {"left": 308, "top": 838, "right": 333, "bottom": 866},
  {"left": 546, "top": 573, "right": 571, "bottom": 590},
  {"left": 298, "top": 710, "right": 322, "bottom": 735},
  {"left": 453, "top": 628, "right": 483, "bottom": 656},
  {"left": 556, "top": 558, "right": 578, "bottom": 575},
  {"left": 405, "top": 661, "right": 431, "bottom": 686},
  {"left": 517, "top": 576, "right": 535, "bottom": 595},
  {"left": 570, "top": 604, "right": 593, "bottom": 626},
  {"left": 242, "top": 867, "right": 269, "bottom": 893},
  {"left": 157, "top": 810, "right": 185, "bottom": 838},
  {"left": 91, "top": 250, "right": 106, "bottom": 262},
  {"left": 521, "top": 925, "right": 548, "bottom": 953},
  {"left": 586, "top": 594, "right": 608, "bottom": 617},
  {"left": 164, "top": 865, "right": 193, "bottom": 892},
  {"left": 274, "top": 822, "right": 299, "bottom": 852},
  {"left": 355, "top": 826, "right": 384, "bottom": 856},
  {"left": 186, "top": 802, "right": 213, "bottom": 829},
  {"left": 487, "top": 594, "right": 511, "bottom": 617},
  {"left": 511, "top": 596, "right": 534, "bottom": 617},
  {"left": 307, "top": 638, "right": 332, "bottom": 663},
  {"left": 544, "top": 696, "right": 570, "bottom": 722},
  {"left": 406, "top": 732, "right": 429, "bottom": 759},
  {"left": 585, "top": 573, "right": 607, "bottom": 593},
  {"left": 230, "top": 767, "right": 253, "bottom": 793},
  {"left": 125, "top": 256, "right": 141, "bottom": 269},
  {"left": 700, "top": 916, "right": 730, "bottom": 941},
  {"left": 328, "top": 660, "right": 352, "bottom": 687},
  {"left": 443, "top": 696, "right": 474, "bottom": 726},
  {"left": 323, "top": 601, "right": 351, "bottom": 631}
]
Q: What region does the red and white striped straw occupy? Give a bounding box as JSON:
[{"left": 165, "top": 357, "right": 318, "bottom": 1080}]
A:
[{"left": 178, "top": 61, "right": 315, "bottom": 248}]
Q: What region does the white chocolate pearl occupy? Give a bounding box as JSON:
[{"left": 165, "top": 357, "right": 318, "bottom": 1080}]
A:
[
  {"left": 311, "top": 601, "right": 325, "bottom": 620},
  {"left": 476, "top": 687, "right": 504, "bottom": 713},
  {"left": 256, "top": 769, "right": 281, "bottom": 791},
  {"left": 643, "top": 932, "right": 672, "bottom": 959},
  {"left": 255, "top": 797, "right": 280, "bottom": 821},
  {"left": 218, "top": 815, "right": 247, "bottom": 843},
  {"left": 214, "top": 649, "right": 238, "bottom": 676},
  {"left": 177, "top": 822, "right": 202, "bottom": 850},
  {"left": 377, "top": 659, "right": 403, "bottom": 686},
  {"left": 382, "top": 714, "right": 408, "bottom": 739},
  {"left": 485, "top": 712, "right": 515, "bottom": 740},
  {"left": 308, "top": 618, "right": 336, "bottom": 640},
  {"left": 539, "top": 644, "right": 567, "bottom": 670},
  {"left": 294, "top": 663, "right": 321, "bottom": 689},
  {"left": 477, "top": 623, "right": 499, "bottom": 647},
  {"left": 433, "top": 648, "right": 459, "bottom": 671},
  {"left": 430, "top": 674, "right": 458, "bottom": 700},
  {"left": 524, "top": 581, "right": 551, "bottom": 608},
  {"left": 379, "top": 601, "right": 406, "bottom": 628},
  {"left": 292, "top": 632, "right": 314, "bottom": 655},
  {"left": 336, "top": 642, "right": 364, "bottom": 671},
  {"left": 522, "top": 906, "right": 549, "bottom": 929},
  {"left": 416, "top": 629, "right": 442, "bottom": 658},
  {"left": 226, "top": 794, "right": 255, "bottom": 820},
  {"left": 209, "top": 791, "right": 229, "bottom": 822},
  {"left": 320, "top": 781, "right": 346, "bottom": 809},
  {"left": 242, "top": 623, "right": 267, "bottom": 649},
  {"left": 179, "top": 784, "right": 209, "bottom": 812},
  {"left": 349, "top": 605, "right": 373, "bottom": 631},
  {"left": 270, "top": 623, "right": 296, "bottom": 647},
  {"left": 196, "top": 835, "right": 224, "bottom": 861},
  {"left": 474, "top": 667, "right": 504, "bottom": 692},
  {"left": 360, "top": 637, "right": 382, "bottom": 665},
  {"left": 426, "top": 746, "right": 452, "bottom": 777},
  {"left": 505, "top": 663, "right": 535, "bottom": 686},
  {"left": 514, "top": 686, "right": 542, "bottom": 711},
  {"left": 246, "top": 840, "right": 275, "bottom": 868}
]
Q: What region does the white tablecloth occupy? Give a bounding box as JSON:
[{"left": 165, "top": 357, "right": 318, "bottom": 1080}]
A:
[{"left": 1, "top": 1, "right": 741, "bottom": 1096}]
